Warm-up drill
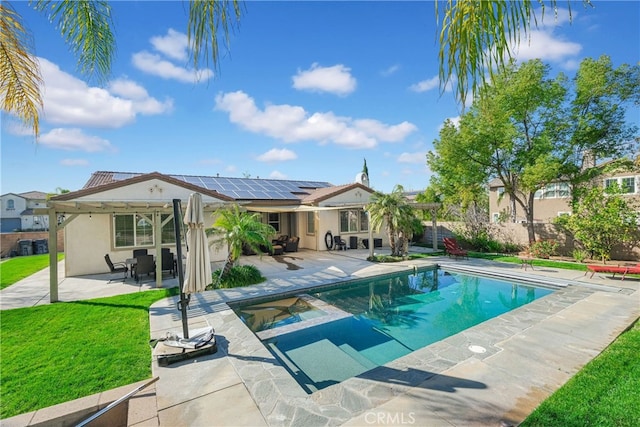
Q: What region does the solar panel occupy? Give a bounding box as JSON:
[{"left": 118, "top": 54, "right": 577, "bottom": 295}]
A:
[{"left": 113, "top": 172, "right": 136, "bottom": 181}]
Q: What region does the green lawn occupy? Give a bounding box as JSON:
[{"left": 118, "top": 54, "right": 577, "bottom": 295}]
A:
[
  {"left": 522, "top": 319, "right": 640, "bottom": 427},
  {"left": 0, "top": 288, "right": 178, "bottom": 419},
  {"left": 0, "top": 254, "right": 65, "bottom": 290}
]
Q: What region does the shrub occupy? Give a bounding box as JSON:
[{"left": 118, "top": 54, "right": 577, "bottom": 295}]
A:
[
  {"left": 528, "top": 239, "right": 559, "bottom": 259},
  {"left": 209, "top": 264, "right": 265, "bottom": 289},
  {"left": 572, "top": 248, "right": 589, "bottom": 263}
]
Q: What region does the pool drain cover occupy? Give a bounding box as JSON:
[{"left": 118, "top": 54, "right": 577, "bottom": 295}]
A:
[{"left": 468, "top": 345, "right": 487, "bottom": 354}]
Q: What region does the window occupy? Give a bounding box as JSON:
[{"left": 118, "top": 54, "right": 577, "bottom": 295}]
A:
[
  {"left": 605, "top": 177, "right": 637, "bottom": 194},
  {"left": 113, "top": 213, "right": 176, "bottom": 248},
  {"left": 6, "top": 199, "right": 14, "bottom": 210},
  {"left": 161, "top": 214, "right": 176, "bottom": 244},
  {"left": 536, "top": 183, "right": 570, "bottom": 199},
  {"left": 496, "top": 187, "right": 505, "bottom": 197},
  {"left": 492, "top": 213, "right": 500, "bottom": 223},
  {"left": 306, "top": 212, "right": 315, "bottom": 234},
  {"left": 339, "top": 209, "right": 368, "bottom": 233},
  {"left": 268, "top": 213, "right": 280, "bottom": 232},
  {"left": 621, "top": 177, "right": 636, "bottom": 194}
]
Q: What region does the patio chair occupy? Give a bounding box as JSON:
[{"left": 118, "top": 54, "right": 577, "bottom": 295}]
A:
[
  {"left": 104, "top": 254, "right": 128, "bottom": 283},
  {"left": 443, "top": 237, "right": 468, "bottom": 259},
  {"left": 334, "top": 235, "right": 347, "bottom": 250},
  {"left": 586, "top": 263, "right": 640, "bottom": 280},
  {"left": 134, "top": 254, "right": 155, "bottom": 283},
  {"left": 272, "top": 235, "right": 289, "bottom": 246},
  {"left": 133, "top": 249, "right": 148, "bottom": 258},
  {"left": 621, "top": 264, "right": 640, "bottom": 280},
  {"left": 284, "top": 236, "right": 299, "bottom": 252},
  {"left": 160, "top": 248, "right": 177, "bottom": 278}
]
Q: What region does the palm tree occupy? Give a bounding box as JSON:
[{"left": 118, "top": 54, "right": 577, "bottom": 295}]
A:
[
  {"left": 367, "top": 185, "right": 418, "bottom": 257},
  {"left": 207, "top": 204, "right": 275, "bottom": 277},
  {"left": 1, "top": 0, "right": 242, "bottom": 139}
]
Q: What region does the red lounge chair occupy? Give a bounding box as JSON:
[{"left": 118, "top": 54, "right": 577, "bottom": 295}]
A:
[
  {"left": 586, "top": 263, "right": 640, "bottom": 280},
  {"left": 621, "top": 264, "right": 640, "bottom": 280},
  {"left": 443, "top": 237, "right": 468, "bottom": 259}
]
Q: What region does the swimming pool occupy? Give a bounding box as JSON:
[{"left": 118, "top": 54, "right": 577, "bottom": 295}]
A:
[{"left": 233, "top": 267, "right": 554, "bottom": 393}]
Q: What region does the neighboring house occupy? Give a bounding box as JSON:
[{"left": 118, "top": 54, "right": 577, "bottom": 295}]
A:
[
  {"left": 45, "top": 171, "right": 381, "bottom": 278},
  {"left": 489, "top": 167, "right": 640, "bottom": 223},
  {"left": 0, "top": 191, "right": 49, "bottom": 232}
]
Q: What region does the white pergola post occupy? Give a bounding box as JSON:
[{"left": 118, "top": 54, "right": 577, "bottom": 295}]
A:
[{"left": 48, "top": 209, "right": 59, "bottom": 302}]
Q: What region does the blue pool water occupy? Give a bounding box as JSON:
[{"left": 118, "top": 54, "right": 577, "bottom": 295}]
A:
[{"left": 234, "top": 267, "right": 553, "bottom": 393}]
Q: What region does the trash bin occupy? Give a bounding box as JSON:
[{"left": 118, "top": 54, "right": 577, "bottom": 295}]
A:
[
  {"left": 19, "top": 239, "right": 33, "bottom": 256},
  {"left": 33, "top": 239, "right": 48, "bottom": 254},
  {"left": 349, "top": 236, "right": 358, "bottom": 250}
]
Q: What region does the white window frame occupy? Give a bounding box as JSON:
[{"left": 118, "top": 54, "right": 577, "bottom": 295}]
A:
[
  {"left": 112, "top": 213, "right": 176, "bottom": 248},
  {"left": 604, "top": 176, "right": 637, "bottom": 194},
  {"left": 339, "top": 209, "right": 369, "bottom": 234},
  {"left": 306, "top": 211, "right": 315, "bottom": 235},
  {"left": 268, "top": 212, "right": 280, "bottom": 232}
]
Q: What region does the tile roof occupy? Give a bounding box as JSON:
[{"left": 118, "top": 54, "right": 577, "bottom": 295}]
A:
[{"left": 18, "top": 191, "right": 48, "bottom": 199}]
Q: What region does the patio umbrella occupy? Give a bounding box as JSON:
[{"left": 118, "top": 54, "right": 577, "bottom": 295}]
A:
[{"left": 183, "top": 192, "right": 212, "bottom": 295}]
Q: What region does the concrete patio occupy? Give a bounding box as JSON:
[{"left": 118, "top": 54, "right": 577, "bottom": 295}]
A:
[{"left": 2, "top": 248, "right": 639, "bottom": 426}]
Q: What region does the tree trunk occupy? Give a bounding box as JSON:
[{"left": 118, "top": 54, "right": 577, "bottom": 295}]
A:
[{"left": 222, "top": 252, "right": 235, "bottom": 277}]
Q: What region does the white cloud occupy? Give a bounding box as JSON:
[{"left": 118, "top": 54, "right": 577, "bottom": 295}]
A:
[
  {"left": 397, "top": 151, "right": 427, "bottom": 164},
  {"left": 292, "top": 63, "right": 356, "bottom": 96},
  {"left": 512, "top": 30, "right": 582, "bottom": 63},
  {"left": 410, "top": 75, "right": 455, "bottom": 93},
  {"left": 215, "top": 91, "right": 416, "bottom": 149},
  {"left": 150, "top": 29, "right": 189, "bottom": 62},
  {"left": 38, "top": 58, "right": 171, "bottom": 128},
  {"left": 410, "top": 76, "right": 439, "bottom": 93},
  {"left": 257, "top": 148, "right": 298, "bottom": 162},
  {"left": 438, "top": 116, "right": 461, "bottom": 131},
  {"left": 225, "top": 165, "right": 237, "bottom": 173},
  {"left": 381, "top": 64, "right": 400, "bottom": 77},
  {"left": 132, "top": 51, "right": 213, "bottom": 83},
  {"left": 269, "top": 170, "right": 287, "bottom": 179},
  {"left": 40, "top": 128, "right": 114, "bottom": 152},
  {"left": 60, "top": 158, "right": 89, "bottom": 166}
]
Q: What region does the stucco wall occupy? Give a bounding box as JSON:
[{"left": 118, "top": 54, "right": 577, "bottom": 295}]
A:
[{"left": 422, "top": 221, "right": 639, "bottom": 261}]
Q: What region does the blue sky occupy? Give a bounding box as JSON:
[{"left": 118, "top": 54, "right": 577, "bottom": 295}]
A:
[{"left": 2, "top": 0, "right": 639, "bottom": 195}]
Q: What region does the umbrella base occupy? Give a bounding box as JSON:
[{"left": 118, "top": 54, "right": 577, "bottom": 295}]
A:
[{"left": 155, "top": 340, "right": 217, "bottom": 366}]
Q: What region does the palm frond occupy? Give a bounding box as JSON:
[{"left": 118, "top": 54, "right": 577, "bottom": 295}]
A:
[
  {"left": 34, "top": 0, "right": 115, "bottom": 83},
  {"left": 188, "top": 0, "right": 243, "bottom": 76},
  {"left": 0, "top": 2, "right": 43, "bottom": 138}
]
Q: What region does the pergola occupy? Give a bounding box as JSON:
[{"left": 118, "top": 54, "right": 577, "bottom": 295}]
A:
[{"left": 36, "top": 199, "right": 226, "bottom": 303}]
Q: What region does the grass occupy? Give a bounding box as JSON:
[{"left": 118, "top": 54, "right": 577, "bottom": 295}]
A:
[
  {"left": 0, "top": 288, "right": 179, "bottom": 419},
  {"left": 522, "top": 319, "right": 640, "bottom": 427},
  {"left": 0, "top": 253, "right": 65, "bottom": 290}
]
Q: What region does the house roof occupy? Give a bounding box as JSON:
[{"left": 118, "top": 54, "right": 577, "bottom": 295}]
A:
[
  {"left": 1, "top": 191, "right": 47, "bottom": 200},
  {"left": 19, "top": 191, "right": 48, "bottom": 199},
  {"left": 301, "top": 182, "right": 373, "bottom": 204},
  {"left": 81, "top": 171, "right": 333, "bottom": 201}
]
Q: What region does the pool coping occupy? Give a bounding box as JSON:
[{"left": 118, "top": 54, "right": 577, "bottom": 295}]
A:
[{"left": 149, "top": 257, "right": 639, "bottom": 426}]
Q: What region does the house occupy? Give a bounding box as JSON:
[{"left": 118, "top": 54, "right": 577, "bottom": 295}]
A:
[
  {"left": 0, "top": 191, "right": 49, "bottom": 232},
  {"left": 43, "top": 171, "right": 382, "bottom": 289},
  {"left": 489, "top": 167, "right": 640, "bottom": 223}
]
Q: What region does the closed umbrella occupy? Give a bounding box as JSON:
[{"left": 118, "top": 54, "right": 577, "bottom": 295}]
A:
[{"left": 183, "top": 192, "right": 212, "bottom": 295}]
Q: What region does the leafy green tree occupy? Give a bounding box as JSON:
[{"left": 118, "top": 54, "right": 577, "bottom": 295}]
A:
[
  {"left": 556, "top": 185, "right": 640, "bottom": 262},
  {"left": 367, "top": 185, "right": 418, "bottom": 257},
  {"left": 428, "top": 57, "right": 639, "bottom": 243},
  {"left": 207, "top": 204, "right": 275, "bottom": 277},
  {"left": 1, "top": 0, "right": 242, "bottom": 138}
]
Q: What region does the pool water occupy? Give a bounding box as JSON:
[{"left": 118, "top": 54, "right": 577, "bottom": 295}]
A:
[{"left": 234, "top": 268, "right": 553, "bottom": 393}]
